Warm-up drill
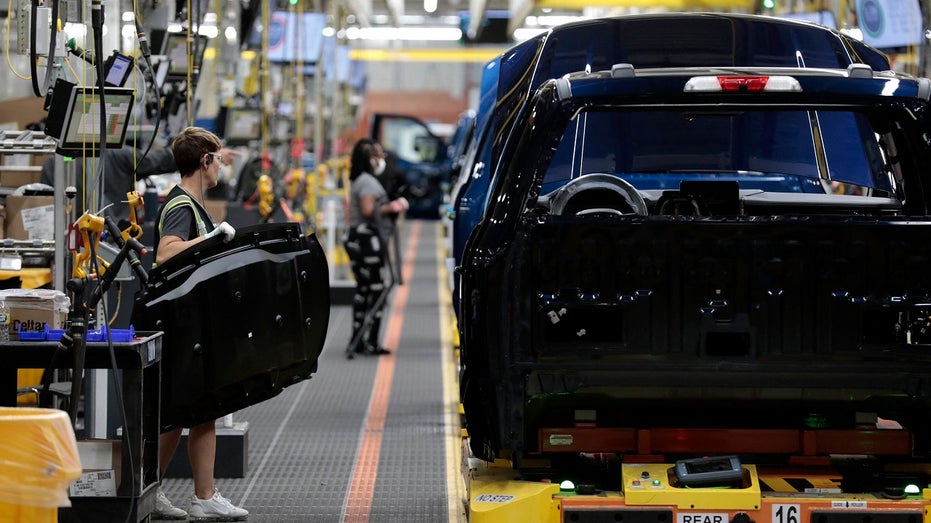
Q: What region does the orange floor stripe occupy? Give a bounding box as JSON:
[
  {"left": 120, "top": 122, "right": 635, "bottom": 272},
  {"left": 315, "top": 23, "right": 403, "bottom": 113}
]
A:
[{"left": 343, "top": 220, "right": 422, "bottom": 523}]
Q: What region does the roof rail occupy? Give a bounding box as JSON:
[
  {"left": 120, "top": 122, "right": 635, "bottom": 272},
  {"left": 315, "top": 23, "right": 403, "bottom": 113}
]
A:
[
  {"left": 556, "top": 76, "right": 572, "bottom": 100},
  {"left": 846, "top": 63, "right": 873, "bottom": 78},
  {"left": 611, "top": 63, "right": 635, "bottom": 78},
  {"left": 919, "top": 77, "right": 931, "bottom": 101}
]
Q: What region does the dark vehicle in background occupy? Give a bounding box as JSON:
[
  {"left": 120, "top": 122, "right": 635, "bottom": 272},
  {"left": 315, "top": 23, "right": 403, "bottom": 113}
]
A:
[
  {"left": 459, "top": 57, "right": 931, "bottom": 519},
  {"left": 444, "top": 109, "right": 476, "bottom": 187},
  {"left": 442, "top": 109, "right": 476, "bottom": 289},
  {"left": 370, "top": 113, "right": 447, "bottom": 218},
  {"left": 449, "top": 13, "right": 893, "bottom": 317}
]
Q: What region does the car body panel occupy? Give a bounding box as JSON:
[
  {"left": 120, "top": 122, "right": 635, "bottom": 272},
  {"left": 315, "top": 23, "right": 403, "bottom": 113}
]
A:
[{"left": 133, "top": 222, "right": 331, "bottom": 430}]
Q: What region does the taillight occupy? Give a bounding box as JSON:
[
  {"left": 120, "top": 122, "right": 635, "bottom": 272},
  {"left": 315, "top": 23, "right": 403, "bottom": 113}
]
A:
[
  {"left": 719, "top": 76, "right": 768, "bottom": 91},
  {"left": 684, "top": 75, "right": 802, "bottom": 92}
]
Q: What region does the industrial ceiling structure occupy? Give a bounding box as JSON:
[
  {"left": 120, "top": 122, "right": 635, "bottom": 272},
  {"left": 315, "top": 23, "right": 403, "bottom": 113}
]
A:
[
  {"left": 345, "top": 0, "right": 756, "bottom": 38},
  {"left": 338, "top": 0, "right": 757, "bottom": 50}
]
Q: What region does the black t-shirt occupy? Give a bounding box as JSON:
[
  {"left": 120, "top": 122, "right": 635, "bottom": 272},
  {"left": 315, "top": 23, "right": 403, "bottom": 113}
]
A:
[{"left": 152, "top": 184, "right": 216, "bottom": 263}]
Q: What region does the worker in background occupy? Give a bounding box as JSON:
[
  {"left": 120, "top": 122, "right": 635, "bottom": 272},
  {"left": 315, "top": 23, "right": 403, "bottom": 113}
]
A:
[
  {"left": 344, "top": 137, "right": 408, "bottom": 356},
  {"left": 150, "top": 126, "right": 248, "bottom": 521}
]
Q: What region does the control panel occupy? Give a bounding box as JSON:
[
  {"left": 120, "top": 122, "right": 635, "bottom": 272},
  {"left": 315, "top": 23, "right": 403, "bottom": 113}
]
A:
[{"left": 622, "top": 463, "right": 759, "bottom": 510}]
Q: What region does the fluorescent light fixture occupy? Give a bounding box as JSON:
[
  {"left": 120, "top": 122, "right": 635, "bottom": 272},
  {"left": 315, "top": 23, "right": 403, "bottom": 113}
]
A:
[
  {"left": 839, "top": 27, "right": 864, "bottom": 41},
  {"left": 199, "top": 26, "right": 219, "bottom": 38},
  {"left": 346, "top": 26, "right": 462, "bottom": 41},
  {"left": 63, "top": 22, "right": 87, "bottom": 40},
  {"left": 166, "top": 23, "right": 218, "bottom": 38},
  {"left": 398, "top": 15, "right": 428, "bottom": 24}
]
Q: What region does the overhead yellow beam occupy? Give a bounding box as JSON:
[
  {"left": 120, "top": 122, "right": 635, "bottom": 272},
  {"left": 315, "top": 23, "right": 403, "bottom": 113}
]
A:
[{"left": 350, "top": 47, "right": 505, "bottom": 62}]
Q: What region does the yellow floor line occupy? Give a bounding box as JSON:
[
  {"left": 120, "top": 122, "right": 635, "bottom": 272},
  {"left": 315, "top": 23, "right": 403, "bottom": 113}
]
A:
[{"left": 438, "top": 221, "right": 467, "bottom": 522}]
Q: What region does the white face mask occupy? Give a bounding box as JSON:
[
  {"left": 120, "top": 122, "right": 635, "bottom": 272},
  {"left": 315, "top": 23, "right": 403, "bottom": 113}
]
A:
[{"left": 371, "top": 157, "right": 386, "bottom": 176}]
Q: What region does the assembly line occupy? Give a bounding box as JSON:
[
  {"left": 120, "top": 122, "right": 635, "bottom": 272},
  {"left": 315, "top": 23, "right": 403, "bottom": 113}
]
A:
[{"left": 5, "top": 1, "right": 931, "bottom": 522}]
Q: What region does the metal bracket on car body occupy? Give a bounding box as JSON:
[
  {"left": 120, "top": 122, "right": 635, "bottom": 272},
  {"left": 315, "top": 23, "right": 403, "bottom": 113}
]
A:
[
  {"left": 611, "top": 63, "right": 635, "bottom": 78},
  {"left": 846, "top": 63, "right": 874, "bottom": 78},
  {"left": 556, "top": 76, "right": 571, "bottom": 100},
  {"left": 918, "top": 77, "right": 931, "bottom": 101}
]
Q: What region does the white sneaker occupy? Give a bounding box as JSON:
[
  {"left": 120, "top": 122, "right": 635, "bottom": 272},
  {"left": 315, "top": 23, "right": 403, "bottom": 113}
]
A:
[
  {"left": 188, "top": 488, "right": 249, "bottom": 521},
  {"left": 152, "top": 488, "right": 188, "bottom": 520}
]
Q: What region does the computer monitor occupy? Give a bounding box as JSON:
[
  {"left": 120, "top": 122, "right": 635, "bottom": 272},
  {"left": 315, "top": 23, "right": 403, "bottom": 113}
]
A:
[
  {"left": 164, "top": 31, "right": 208, "bottom": 82},
  {"left": 103, "top": 51, "right": 134, "bottom": 87},
  {"left": 224, "top": 108, "right": 263, "bottom": 146},
  {"left": 56, "top": 86, "right": 135, "bottom": 156}
]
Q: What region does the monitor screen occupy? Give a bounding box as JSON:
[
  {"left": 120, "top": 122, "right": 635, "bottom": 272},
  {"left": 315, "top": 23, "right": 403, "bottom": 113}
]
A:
[
  {"left": 266, "top": 12, "right": 326, "bottom": 63},
  {"left": 104, "top": 52, "right": 134, "bottom": 87},
  {"left": 57, "top": 87, "right": 135, "bottom": 155},
  {"left": 164, "top": 31, "right": 208, "bottom": 81},
  {"left": 225, "top": 108, "right": 262, "bottom": 146}
]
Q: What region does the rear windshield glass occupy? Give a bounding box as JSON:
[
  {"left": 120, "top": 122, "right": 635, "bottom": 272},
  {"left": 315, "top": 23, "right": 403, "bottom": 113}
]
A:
[{"left": 541, "top": 109, "right": 895, "bottom": 197}]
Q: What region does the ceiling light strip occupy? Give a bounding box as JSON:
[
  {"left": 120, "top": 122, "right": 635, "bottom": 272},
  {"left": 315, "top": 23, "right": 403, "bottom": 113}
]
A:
[{"left": 349, "top": 47, "right": 505, "bottom": 62}]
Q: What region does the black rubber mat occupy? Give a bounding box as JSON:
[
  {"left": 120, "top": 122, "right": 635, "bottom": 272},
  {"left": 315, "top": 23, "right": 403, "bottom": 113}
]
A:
[{"left": 157, "top": 220, "right": 457, "bottom": 522}]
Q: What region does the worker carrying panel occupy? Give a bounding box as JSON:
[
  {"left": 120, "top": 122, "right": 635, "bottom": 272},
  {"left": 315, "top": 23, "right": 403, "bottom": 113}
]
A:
[{"left": 132, "top": 223, "right": 330, "bottom": 431}]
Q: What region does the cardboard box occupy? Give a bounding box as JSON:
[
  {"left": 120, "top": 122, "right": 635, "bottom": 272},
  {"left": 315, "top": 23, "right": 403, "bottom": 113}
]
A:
[
  {"left": 69, "top": 439, "right": 122, "bottom": 497},
  {"left": 0, "top": 153, "right": 51, "bottom": 169},
  {"left": 0, "top": 97, "right": 46, "bottom": 130},
  {"left": 0, "top": 167, "right": 43, "bottom": 188},
  {"left": 4, "top": 195, "right": 53, "bottom": 240},
  {"left": 205, "top": 199, "right": 227, "bottom": 222},
  {"left": 0, "top": 289, "right": 69, "bottom": 340}
]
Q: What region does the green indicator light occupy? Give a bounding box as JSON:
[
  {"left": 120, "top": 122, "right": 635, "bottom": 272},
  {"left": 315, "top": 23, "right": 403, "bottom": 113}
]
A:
[
  {"left": 762, "top": 0, "right": 775, "bottom": 8},
  {"left": 652, "top": 479, "right": 661, "bottom": 486},
  {"left": 803, "top": 413, "right": 829, "bottom": 429},
  {"left": 559, "top": 480, "right": 575, "bottom": 491},
  {"left": 905, "top": 484, "right": 921, "bottom": 494}
]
